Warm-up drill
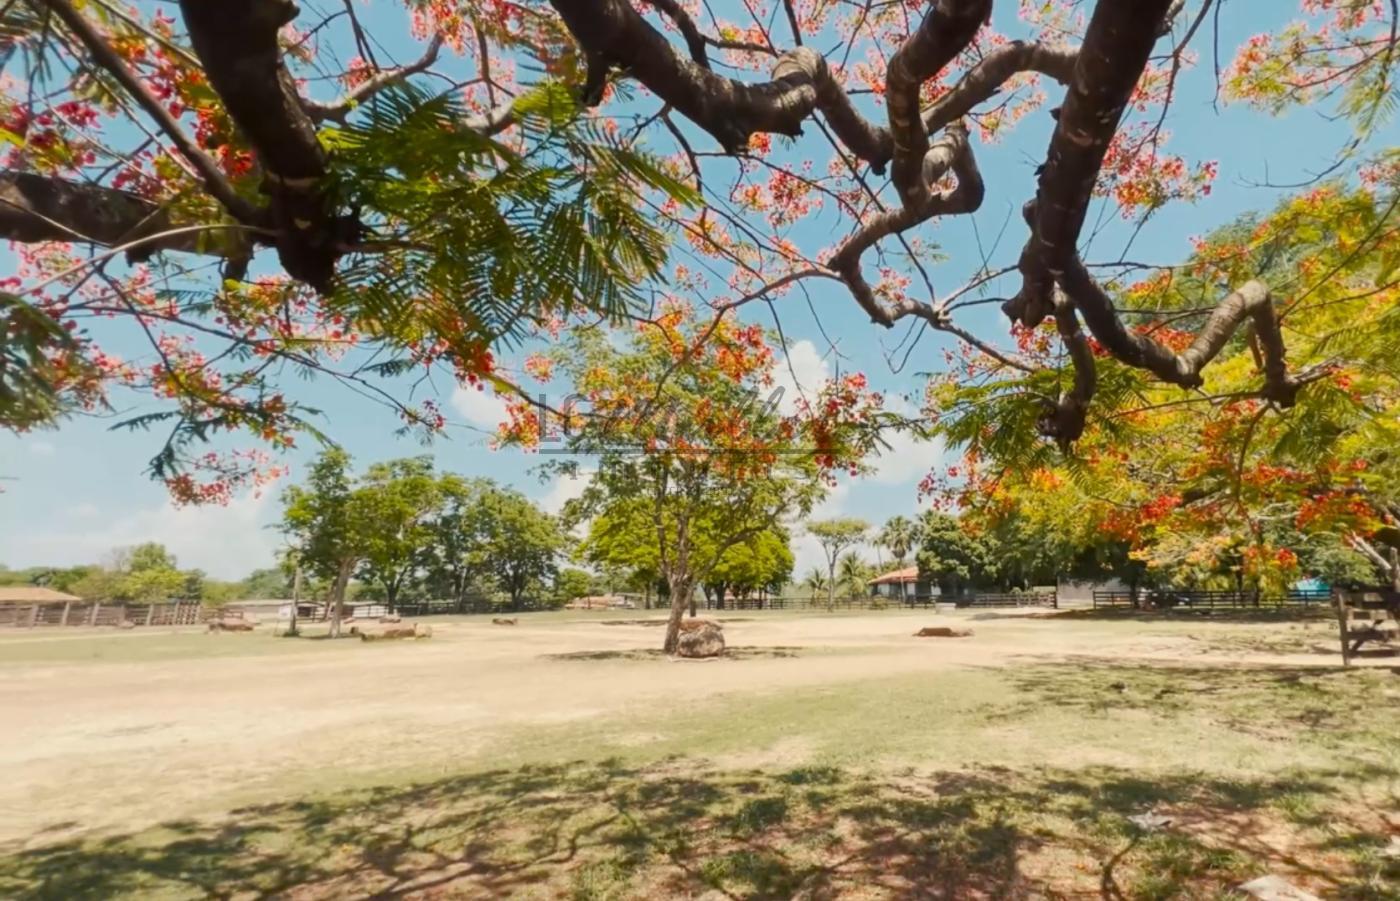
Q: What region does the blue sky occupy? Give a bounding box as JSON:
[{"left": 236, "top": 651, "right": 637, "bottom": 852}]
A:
[{"left": 2, "top": 2, "right": 1394, "bottom": 580}]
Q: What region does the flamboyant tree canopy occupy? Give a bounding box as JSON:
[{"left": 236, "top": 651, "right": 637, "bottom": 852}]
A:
[{"left": 1, "top": 0, "right": 1395, "bottom": 509}]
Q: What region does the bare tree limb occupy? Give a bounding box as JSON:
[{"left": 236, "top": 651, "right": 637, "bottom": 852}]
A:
[
  {"left": 885, "top": 0, "right": 990, "bottom": 207},
  {"left": 921, "top": 40, "right": 1077, "bottom": 135},
  {"left": 644, "top": 0, "right": 710, "bottom": 67},
  {"left": 548, "top": 0, "right": 892, "bottom": 164},
  {"left": 0, "top": 171, "right": 257, "bottom": 258},
  {"left": 303, "top": 34, "right": 445, "bottom": 123}
]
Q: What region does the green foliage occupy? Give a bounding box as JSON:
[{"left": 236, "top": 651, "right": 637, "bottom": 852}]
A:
[
  {"left": 0, "top": 292, "right": 91, "bottom": 430},
  {"left": 480, "top": 486, "right": 566, "bottom": 610},
  {"left": 326, "top": 83, "right": 696, "bottom": 352},
  {"left": 554, "top": 567, "right": 593, "bottom": 605},
  {"left": 279, "top": 452, "right": 564, "bottom": 608}
]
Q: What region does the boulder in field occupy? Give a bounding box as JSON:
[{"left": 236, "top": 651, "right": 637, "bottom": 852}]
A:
[
  {"left": 676, "top": 619, "right": 725, "bottom": 658},
  {"left": 208, "top": 618, "right": 255, "bottom": 633},
  {"left": 914, "top": 626, "right": 973, "bottom": 638}
]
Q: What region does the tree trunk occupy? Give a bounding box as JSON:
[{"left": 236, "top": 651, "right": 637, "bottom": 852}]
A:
[
  {"left": 663, "top": 573, "right": 692, "bottom": 653},
  {"left": 329, "top": 557, "right": 353, "bottom": 638},
  {"left": 289, "top": 565, "right": 301, "bottom": 636},
  {"left": 827, "top": 559, "right": 837, "bottom": 611}
]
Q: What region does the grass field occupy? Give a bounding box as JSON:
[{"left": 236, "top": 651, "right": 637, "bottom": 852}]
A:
[{"left": 1, "top": 609, "right": 1396, "bottom": 899}]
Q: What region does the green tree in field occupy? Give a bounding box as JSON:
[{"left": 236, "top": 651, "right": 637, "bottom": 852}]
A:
[
  {"left": 482, "top": 487, "right": 566, "bottom": 611},
  {"left": 422, "top": 475, "right": 499, "bottom": 608},
  {"left": 915, "top": 512, "right": 998, "bottom": 598},
  {"left": 801, "top": 567, "right": 829, "bottom": 602},
  {"left": 701, "top": 527, "right": 794, "bottom": 609},
  {"left": 504, "top": 307, "right": 881, "bottom": 652},
  {"left": 353, "top": 457, "right": 442, "bottom": 611},
  {"left": 281, "top": 448, "right": 362, "bottom": 636},
  {"left": 554, "top": 568, "right": 593, "bottom": 606},
  {"left": 111, "top": 542, "right": 186, "bottom": 601},
  {"left": 807, "top": 518, "right": 869, "bottom": 609},
  {"left": 837, "top": 552, "right": 875, "bottom": 599}
]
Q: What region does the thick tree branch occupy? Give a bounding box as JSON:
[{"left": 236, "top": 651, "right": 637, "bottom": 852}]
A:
[
  {"left": 41, "top": 0, "right": 259, "bottom": 225},
  {"left": 827, "top": 122, "right": 982, "bottom": 304},
  {"left": 1041, "top": 290, "right": 1095, "bottom": 448},
  {"left": 885, "top": 0, "right": 990, "bottom": 207},
  {"left": 1061, "top": 265, "right": 1300, "bottom": 404},
  {"left": 921, "top": 40, "right": 1077, "bottom": 135},
  {"left": 644, "top": 0, "right": 710, "bottom": 67},
  {"left": 179, "top": 0, "right": 356, "bottom": 291},
  {"left": 1004, "top": 0, "right": 1176, "bottom": 330},
  {"left": 0, "top": 171, "right": 254, "bottom": 258},
  {"left": 549, "top": 0, "right": 891, "bottom": 165},
  {"left": 303, "top": 34, "right": 445, "bottom": 123}
]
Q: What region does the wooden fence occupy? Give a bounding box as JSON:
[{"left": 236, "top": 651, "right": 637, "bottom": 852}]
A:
[
  {"left": 703, "top": 591, "right": 1057, "bottom": 611},
  {"left": 0, "top": 600, "right": 207, "bottom": 628},
  {"left": 1091, "top": 589, "right": 1331, "bottom": 611}
]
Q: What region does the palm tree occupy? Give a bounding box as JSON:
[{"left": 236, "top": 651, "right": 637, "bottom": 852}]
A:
[
  {"left": 837, "top": 553, "right": 874, "bottom": 599},
  {"left": 877, "top": 516, "right": 917, "bottom": 567},
  {"left": 801, "top": 567, "right": 828, "bottom": 601}
]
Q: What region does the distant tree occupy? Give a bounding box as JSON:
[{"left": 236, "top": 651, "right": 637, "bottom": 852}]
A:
[
  {"left": 837, "top": 552, "right": 875, "bottom": 598},
  {"left": 801, "top": 568, "right": 829, "bottom": 602},
  {"left": 509, "top": 307, "right": 882, "bottom": 651},
  {"left": 423, "top": 475, "right": 497, "bottom": 607},
  {"left": 877, "top": 516, "right": 917, "bottom": 567},
  {"left": 281, "top": 448, "right": 361, "bottom": 636},
  {"left": 353, "top": 457, "right": 442, "bottom": 611},
  {"left": 807, "top": 518, "right": 869, "bottom": 609},
  {"left": 483, "top": 487, "right": 565, "bottom": 611},
  {"left": 241, "top": 567, "right": 293, "bottom": 600},
  {"left": 554, "top": 568, "right": 593, "bottom": 605},
  {"left": 703, "top": 527, "right": 794, "bottom": 609},
  {"left": 916, "top": 512, "right": 999, "bottom": 597}
]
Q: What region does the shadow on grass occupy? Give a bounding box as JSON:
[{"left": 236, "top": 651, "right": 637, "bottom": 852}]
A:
[
  {"left": 998, "top": 660, "right": 1400, "bottom": 736},
  {"left": 544, "top": 646, "right": 804, "bottom": 662},
  {"left": 3, "top": 758, "right": 1395, "bottom": 900}
]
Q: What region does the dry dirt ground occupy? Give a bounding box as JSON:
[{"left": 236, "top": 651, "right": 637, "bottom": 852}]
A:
[{"left": 1, "top": 608, "right": 1396, "bottom": 899}]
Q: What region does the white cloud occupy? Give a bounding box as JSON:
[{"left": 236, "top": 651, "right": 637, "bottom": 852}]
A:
[
  {"left": 865, "top": 393, "right": 944, "bottom": 485},
  {"left": 537, "top": 467, "right": 594, "bottom": 515},
  {"left": 769, "top": 339, "right": 832, "bottom": 415},
  {"left": 450, "top": 385, "right": 510, "bottom": 430},
  {"left": 28, "top": 440, "right": 55, "bottom": 457},
  {"left": 7, "top": 491, "right": 279, "bottom": 580}
]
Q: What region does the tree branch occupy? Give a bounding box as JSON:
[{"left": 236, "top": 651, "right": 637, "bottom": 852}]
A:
[
  {"left": 1060, "top": 265, "right": 1301, "bottom": 405},
  {"left": 40, "top": 0, "right": 259, "bottom": 225},
  {"left": 179, "top": 0, "right": 357, "bottom": 291},
  {"left": 643, "top": 0, "right": 710, "bottom": 67},
  {"left": 921, "top": 39, "right": 1077, "bottom": 135},
  {"left": 0, "top": 171, "right": 256, "bottom": 258},
  {"left": 885, "top": 0, "right": 990, "bottom": 207},
  {"left": 548, "top": 0, "right": 892, "bottom": 165},
  {"left": 303, "top": 34, "right": 445, "bottom": 123}
]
